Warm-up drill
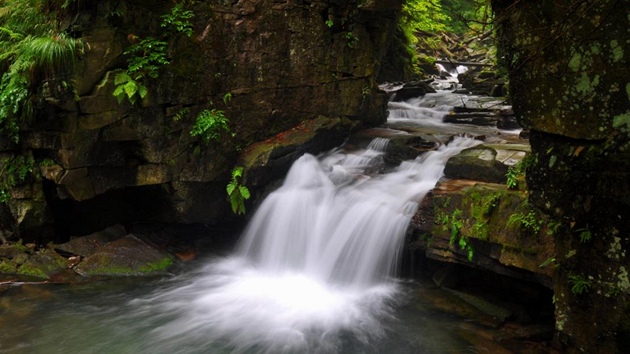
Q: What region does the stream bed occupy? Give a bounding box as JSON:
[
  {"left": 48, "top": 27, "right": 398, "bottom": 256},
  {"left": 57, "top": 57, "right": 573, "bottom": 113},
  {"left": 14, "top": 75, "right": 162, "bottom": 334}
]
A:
[{"left": 1, "top": 89, "right": 550, "bottom": 354}]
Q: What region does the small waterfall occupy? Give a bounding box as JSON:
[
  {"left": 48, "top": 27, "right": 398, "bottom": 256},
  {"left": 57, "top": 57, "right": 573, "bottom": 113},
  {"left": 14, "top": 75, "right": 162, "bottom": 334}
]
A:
[{"left": 139, "top": 136, "right": 482, "bottom": 353}]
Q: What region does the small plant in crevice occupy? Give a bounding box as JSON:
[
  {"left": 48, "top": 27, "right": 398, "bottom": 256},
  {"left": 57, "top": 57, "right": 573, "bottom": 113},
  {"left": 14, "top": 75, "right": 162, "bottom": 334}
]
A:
[
  {"left": 442, "top": 208, "right": 474, "bottom": 261},
  {"left": 568, "top": 274, "right": 592, "bottom": 295},
  {"left": 575, "top": 228, "right": 592, "bottom": 243},
  {"left": 508, "top": 211, "right": 542, "bottom": 233},
  {"left": 0, "top": 155, "right": 35, "bottom": 204},
  {"left": 506, "top": 154, "right": 534, "bottom": 189},
  {"left": 226, "top": 167, "right": 250, "bottom": 215},
  {"left": 1, "top": 2, "right": 85, "bottom": 144},
  {"left": 222, "top": 92, "right": 232, "bottom": 105},
  {"left": 160, "top": 4, "right": 194, "bottom": 37},
  {"left": 113, "top": 3, "right": 194, "bottom": 105},
  {"left": 345, "top": 32, "right": 358, "bottom": 48},
  {"left": 190, "top": 108, "right": 232, "bottom": 143}
]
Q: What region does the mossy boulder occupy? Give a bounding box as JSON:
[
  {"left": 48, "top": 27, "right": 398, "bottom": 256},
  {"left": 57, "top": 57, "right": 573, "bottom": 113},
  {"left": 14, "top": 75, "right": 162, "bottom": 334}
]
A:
[
  {"left": 55, "top": 224, "right": 127, "bottom": 257},
  {"left": 444, "top": 143, "right": 529, "bottom": 184},
  {"left": 73, "top": 235, "right": 174, "bottom": 276},
  {"left": 413, "top": 180, "right": 554, "bottom": 287},
  {"left": 16, "top": 249, "right": 68, "bottom": 279}
]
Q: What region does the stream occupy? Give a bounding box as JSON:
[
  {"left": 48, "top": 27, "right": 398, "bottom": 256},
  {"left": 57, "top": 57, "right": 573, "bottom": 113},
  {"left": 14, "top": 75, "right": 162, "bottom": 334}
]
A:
[{"left": 1, "top": 84, "right": 526, "bottom": 354}]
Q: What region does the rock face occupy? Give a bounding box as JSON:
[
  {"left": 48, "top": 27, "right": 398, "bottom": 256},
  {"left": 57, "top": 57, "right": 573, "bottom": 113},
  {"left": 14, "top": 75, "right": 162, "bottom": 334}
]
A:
[
  {"left": 409, "top": 140, "right": 554, "bottom": 288},
  {"left": 493, "top": 0, "right": 630, "bottom": 352},
  {"left": 1, "top": 0, "right": 404, "bottom": 241}
]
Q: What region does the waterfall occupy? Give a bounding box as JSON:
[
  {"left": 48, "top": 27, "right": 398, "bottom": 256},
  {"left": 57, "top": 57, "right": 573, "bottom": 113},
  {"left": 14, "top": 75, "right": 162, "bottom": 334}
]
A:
[{"left": 137, "top": 135, "right": 481, "bottom": 353}]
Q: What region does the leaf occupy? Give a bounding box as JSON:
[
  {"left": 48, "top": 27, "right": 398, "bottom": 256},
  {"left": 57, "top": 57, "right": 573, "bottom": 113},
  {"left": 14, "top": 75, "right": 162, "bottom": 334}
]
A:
[
  {"left": 231, "top": 167, "right": 243, "bottom": 180},
  {"left": 124, "top": 81, "right": 137, "bottom": 97},
  {"left": 114, "top": 72, "right": 130, "bottom": 85},
  {"left": 137, "top": 84, "right": 148, "bottom": 99},
  {"left": 239, "top": 185, "right": 250, "bottom": 199},
  {"left": 226, "top": 183, "right": 236, "bottom": 195}
]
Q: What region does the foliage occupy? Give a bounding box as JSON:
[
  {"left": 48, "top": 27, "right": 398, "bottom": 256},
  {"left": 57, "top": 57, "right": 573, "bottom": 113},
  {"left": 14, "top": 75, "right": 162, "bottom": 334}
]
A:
[
  {"left": 112, "top": 72, "right": 148, "bottom": 105},
  {"left": 506, "top": 154, "right": 533, "bottom": 189},
  {"left": 20, "top": 33, "right": 84, "bottom": 78},
  {"left": 568, "top": 274, "right": 591, "bottom": 295},
  {"left": 441, "top": 208, "right": 474, "bottom": 261},
  {"left": 576, "top": 228, "right": 592, "bottom": 243},
  {"left": 222, "top": 92, "right": 232, "bottom": 105},
  {"left": 0, "top": 155, "right": 34, "bottom": 203},
  {"left": 345, "top": 32, "right": 358, "bottom": 48},
  {"left": 160, "top": 4, "right": 194, "bottom": 37},
  {"left": 0, "top": 72, "right": 29, "bottom": 142},
  {"left": 190, "top": 108, "right": 231, "bottom": 143},
  {"left": 401, "top": 1, "right": 449, "bottom": 43},
  {"left": 226, "top": 167, "right": 250, "bottom": 215},
  {"left": 508, "top": 211, "right": 542, "bottom": 233},
  {"left": 0, "top": 0, "right": 83, "bottom": 143},
  {"left": 440, "top": 0, "right": 492, "bottom": 35},
  {"left": 113, "top": 3, "right": 194, "bottom": 104}
]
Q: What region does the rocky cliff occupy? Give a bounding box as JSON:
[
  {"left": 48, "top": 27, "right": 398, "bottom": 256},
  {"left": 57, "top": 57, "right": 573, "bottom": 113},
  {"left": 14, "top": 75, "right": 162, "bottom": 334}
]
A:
[
  {"left": 492, "top": 0, "right": 630, "bottom": 352},
  {"left": 1, "top": 0, "right": 403, "bottom": 241}
]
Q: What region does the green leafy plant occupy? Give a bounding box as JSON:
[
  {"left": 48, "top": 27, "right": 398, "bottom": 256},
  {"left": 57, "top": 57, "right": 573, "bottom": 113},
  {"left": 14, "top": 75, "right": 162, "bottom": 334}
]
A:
[
  {"left": 112, "top": 72, "right": 148, "bottom": 105},
  {"left": 20, "top": 33, "right": 84, "bottom": 78},
  {"left": 190, "top": 108, "right": 231, "bottom": 143},
  {"left": 568, "top": 274, "right": 592, "bottom": 295},
  {"left": 442, "top": 208, "right": 474, "bottom": 261},
  {"left": 0, "top": 155, "right": 34, "bottom": 203},
  {"left": 222, "top": 92, "right": 232, "bottom": 105},
  {"left": 325, "top": 19, "right": 334, "bottom": 28},
  {"left": 160, "top": 4, "right": 194, "bottom": 37},
  {"left": 226, "top": 167, "right": 251, "bottom": 215},
  {"left": 345, "top": 32, "right": 358, "bottom": 48},
  {"left": 508, "top": 211, "right": 542, "bottom": 233},
  {"left": 506, "top": 154, "right": 534, "bottom": 189},
  {"left": 113, "top": 4, "right": 194, "bottom": 104},
  {"left": 576, "top": 228, "right": 592, "bottom": 243},
  {"left": 1, "top": 0, "right": 84, "bottom": 144},
  {"left": 172, "top": 107, "right": 190, "bottom": 122}
]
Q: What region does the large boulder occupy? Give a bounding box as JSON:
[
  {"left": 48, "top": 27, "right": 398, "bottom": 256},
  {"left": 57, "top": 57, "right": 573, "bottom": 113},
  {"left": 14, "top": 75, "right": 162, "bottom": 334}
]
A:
[
  {"left": 412, "top": 180, "right": 555, "bottom": 287},
  {"left": 73, "top": 235, "right": 174, "bottom": 276}
]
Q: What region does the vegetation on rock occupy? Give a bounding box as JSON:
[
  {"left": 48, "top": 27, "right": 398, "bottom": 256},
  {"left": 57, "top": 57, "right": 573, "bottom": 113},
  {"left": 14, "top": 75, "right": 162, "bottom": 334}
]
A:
[
  {"left": 226, "top": 167, "right": 250, "bottom": 215},
  {"left": 113, "top": 3, "right": 193, "bottom": 105}
]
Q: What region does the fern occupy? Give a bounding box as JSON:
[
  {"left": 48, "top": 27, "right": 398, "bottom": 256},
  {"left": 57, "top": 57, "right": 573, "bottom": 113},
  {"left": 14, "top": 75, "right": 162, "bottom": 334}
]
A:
[
  {"left": 190, "top": 109, "right": 231, "bottom": 143},
  {"left": 226, "top": 167, "right": 251, "bottom": 215},
  {"left": 113, "top": 4, "right": 194, "bottom": 105}
]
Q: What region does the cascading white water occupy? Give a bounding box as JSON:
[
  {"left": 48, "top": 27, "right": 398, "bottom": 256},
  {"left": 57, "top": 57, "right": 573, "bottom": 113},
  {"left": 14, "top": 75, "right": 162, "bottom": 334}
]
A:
[{"left": 133, "top": 135, "right": 482, "bottom": 353}]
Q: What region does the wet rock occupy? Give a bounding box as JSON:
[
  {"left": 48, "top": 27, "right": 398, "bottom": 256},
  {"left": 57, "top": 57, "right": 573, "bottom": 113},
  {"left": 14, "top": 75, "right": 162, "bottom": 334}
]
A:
[
  {"left": 384, "top": 136, "right": 436, "bottom": 165},
  {"left": 432, "top": 265, "right": 460, "bottom": 288},
  {"left": 241, "top": 116, "right": 358, "bottom": 188},
  {"left": 0, "top": 243, "right": 30, "bottom": 259},
  {"left": 73, "top": 235, "right": 174, "bottom": 276},
  {"left": 412, "top": 181, "right": 554, "bottom": 288},
  {"left": 497, "top": 116, "right": 520, "bottom": 130},
  {"left": 444, "top": 288, "right": 513, "bottom": 326},
  {"left": 16, "top": 249, "right": 67, "bottom": 279},
  {"left": 444, "top": 146, "right": 509, "bottom": 183},
  {"left": 55, "top": 224, "right": 127, "bottom": 257},
  {"left": 391, "top": 81, "right": 437, "bottom": 102}
]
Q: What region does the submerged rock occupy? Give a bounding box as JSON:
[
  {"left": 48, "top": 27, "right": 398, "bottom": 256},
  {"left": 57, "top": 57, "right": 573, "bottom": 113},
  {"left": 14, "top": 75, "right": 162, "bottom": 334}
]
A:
[{"left": 390, "top": 81, "right": 437, "bottom": 102}]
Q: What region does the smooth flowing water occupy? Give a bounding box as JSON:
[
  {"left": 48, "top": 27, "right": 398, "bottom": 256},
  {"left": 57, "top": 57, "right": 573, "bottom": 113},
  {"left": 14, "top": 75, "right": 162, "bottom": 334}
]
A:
[{"left": 1, "top": 90, "right": 516, "bottom": 353}]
